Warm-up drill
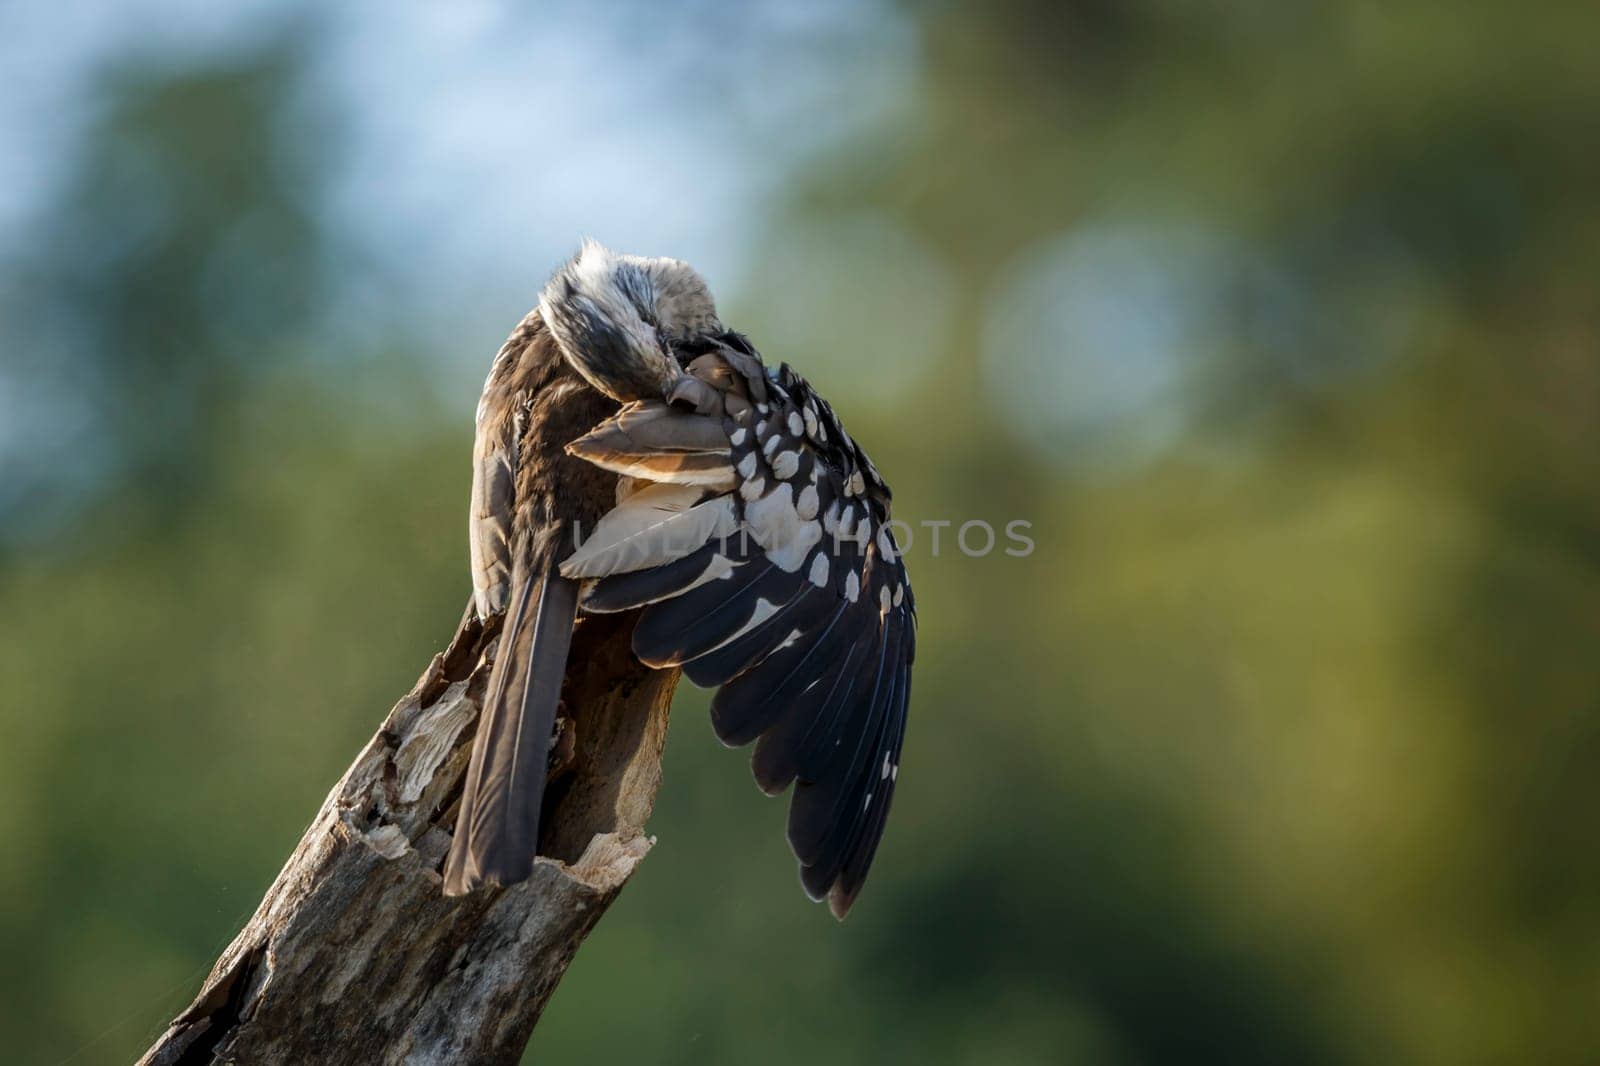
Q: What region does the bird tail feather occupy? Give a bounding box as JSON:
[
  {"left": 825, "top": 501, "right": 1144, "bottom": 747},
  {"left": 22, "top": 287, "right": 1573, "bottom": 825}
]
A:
[{"left": 442, "top": 565, "right": 578, "bottom": 895}]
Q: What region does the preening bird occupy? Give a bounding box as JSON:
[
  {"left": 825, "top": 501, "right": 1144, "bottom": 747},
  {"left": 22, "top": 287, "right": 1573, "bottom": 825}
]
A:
[{"left": 442, "top": 242, "right": 915, "bottom": 918}]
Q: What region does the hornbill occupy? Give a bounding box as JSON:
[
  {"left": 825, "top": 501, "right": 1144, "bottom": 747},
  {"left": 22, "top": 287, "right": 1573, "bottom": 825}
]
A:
[{"left": 442, "top": 242, "right": 915, "bottom": 918}]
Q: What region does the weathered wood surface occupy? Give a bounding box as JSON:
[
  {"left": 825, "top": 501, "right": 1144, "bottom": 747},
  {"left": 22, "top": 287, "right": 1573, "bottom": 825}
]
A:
[{"left": 140, "top": 607, "right": 677, "bottom": 1065}]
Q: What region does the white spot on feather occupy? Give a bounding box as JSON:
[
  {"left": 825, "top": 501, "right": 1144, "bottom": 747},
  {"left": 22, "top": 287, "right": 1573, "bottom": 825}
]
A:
[
  {"left": 845, "top": 571, "right": 860, "bottom": 602},
  {"left": 837, "top": 506, "right": 858, "bottom": 540},
  {"left": 770, "top": 450, "right": 799, "bottom": 479},
  {"left": 808, "top": 552, "right": 830, "bottom": 587},
  {"left": 787, "top": 411, "right": 804, "bottom": 436},
  {"left": 821, "top": 499, "right": 842, "bottom": 535},
  {"left": 745, "top": 482, "right": 820, "bottom": 572},
  {"left": 730, "top": 428, "right": 748, "bottom": 446},
  {"left": 796, "top": 484, "right": 819, "bottom": 520},
  {"left": 736, "top": 452, "right": 757, "bottom": 479},
  {"left": 702, "top": 596, "right": 781, "bottom": 652},
  {"left": 748, "top": 597, "right": 779, "bottom": 626},
  {"left": 877, "top": 526, "right": 897, "bottom": 562}
]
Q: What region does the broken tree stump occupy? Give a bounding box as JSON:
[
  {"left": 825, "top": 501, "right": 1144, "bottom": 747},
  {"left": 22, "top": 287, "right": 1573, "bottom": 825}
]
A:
[{"left": 140, "top": 606, "right": 678, "bottom": 1065}]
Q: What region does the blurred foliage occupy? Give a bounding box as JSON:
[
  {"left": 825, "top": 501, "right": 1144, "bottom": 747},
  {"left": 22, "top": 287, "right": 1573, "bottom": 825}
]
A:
[
  {"left": 3, "top": 2, "right": 1599, "bottom": 1063},
  {"left": 2, "top": 38, "right": 335, "bottom": 534}
]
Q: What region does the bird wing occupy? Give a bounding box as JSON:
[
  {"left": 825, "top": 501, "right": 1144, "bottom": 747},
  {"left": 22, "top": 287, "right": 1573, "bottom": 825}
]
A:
[
  {"left": 560, "top": 337, "right": 916, "bottom": 918},
  {"left": 468, "top": 323, "right": 532, "bottom": 619}
]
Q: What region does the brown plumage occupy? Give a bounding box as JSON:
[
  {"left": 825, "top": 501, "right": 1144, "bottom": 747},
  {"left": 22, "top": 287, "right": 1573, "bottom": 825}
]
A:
[
  {"left": 444, "top": 314, "right": 617, "bottom": 894},
  {"left": 443, "top": 243, "right": 915, "bottom": 918}
]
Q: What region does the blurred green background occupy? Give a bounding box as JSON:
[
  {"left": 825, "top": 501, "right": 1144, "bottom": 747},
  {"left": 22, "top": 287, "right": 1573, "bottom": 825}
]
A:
[{"left": 3, "top": 2, "right": 1598, "bottom": 1063}]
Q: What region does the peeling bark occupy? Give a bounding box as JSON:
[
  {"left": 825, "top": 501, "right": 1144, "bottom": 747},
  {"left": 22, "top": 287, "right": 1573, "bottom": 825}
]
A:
[{"left": 141, "top": 607, "right": 677, "bottom": 1065}]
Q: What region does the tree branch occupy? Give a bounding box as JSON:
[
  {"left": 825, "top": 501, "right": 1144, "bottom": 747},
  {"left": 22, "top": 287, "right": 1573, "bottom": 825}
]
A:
[{"left": 140, "top": 607, "right": 677, "bottom": 1065}]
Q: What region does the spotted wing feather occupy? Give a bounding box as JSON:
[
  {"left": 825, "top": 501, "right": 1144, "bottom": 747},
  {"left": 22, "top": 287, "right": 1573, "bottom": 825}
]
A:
[
  {"left": 566, "top": 402, "right": 735, "bottom": 487},
  {"left": 564, "top": 335, "right": 915, "bottom": 918}
]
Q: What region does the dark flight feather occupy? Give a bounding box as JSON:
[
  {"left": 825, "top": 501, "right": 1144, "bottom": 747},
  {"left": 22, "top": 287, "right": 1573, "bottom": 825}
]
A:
[
  {"left": 708, "top": 595, "right": 853, "bottom": 747},
  {"left": 750, "top": 600, "right": 880, "bottom": 794},
  {"left": 788, "top": 611, "right": 906, "bottom": 867},
  {"left": 579, "top": 541, "right": 725, "bottom": 613},
  {"left": 825, "top": 657, "right": 910, "bottom": 917},
  {"left": 680, "top": 566, "right": 835, "bottom": 688}
]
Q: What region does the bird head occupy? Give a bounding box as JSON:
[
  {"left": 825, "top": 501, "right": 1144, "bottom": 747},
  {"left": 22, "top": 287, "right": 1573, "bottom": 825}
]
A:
[{"left": 539, "top": 240, "right": 721, "bottom": 402}]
